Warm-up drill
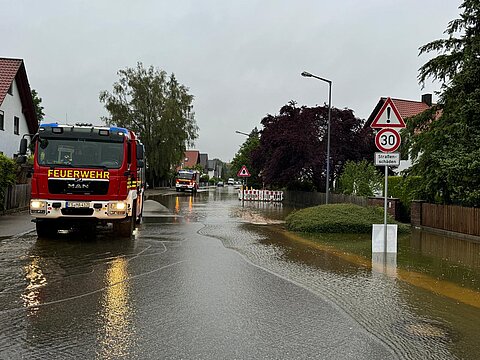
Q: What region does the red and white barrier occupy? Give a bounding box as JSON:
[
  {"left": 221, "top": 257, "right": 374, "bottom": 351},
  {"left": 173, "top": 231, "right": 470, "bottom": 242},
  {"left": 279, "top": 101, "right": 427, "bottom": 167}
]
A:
[{"left": 238, "top": 188, "right": 283, "bottom": 202}]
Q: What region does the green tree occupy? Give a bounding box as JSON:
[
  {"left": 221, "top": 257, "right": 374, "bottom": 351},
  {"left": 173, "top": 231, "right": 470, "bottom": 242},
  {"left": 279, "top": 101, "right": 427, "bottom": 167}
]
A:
[
  {"left": 100, "top": 62, "right": 198, "bottom": 185},
  {"left": 252, "top": 102, "right": 375, "bottom": 191},
  {"left": 31, "top": 89, "right": 44, "bottom": 124},
  {"left": 402, "top": 1, "right": 480, "bottom": 205},
  {"left": 230, "top": 128, "right": 261, "bottom": 187},
  {"left": 338, "top": 160, "right": 383, "bottom": 196},
  {"left": 0, "top": 154, "right": 17, "bottom": 211}
]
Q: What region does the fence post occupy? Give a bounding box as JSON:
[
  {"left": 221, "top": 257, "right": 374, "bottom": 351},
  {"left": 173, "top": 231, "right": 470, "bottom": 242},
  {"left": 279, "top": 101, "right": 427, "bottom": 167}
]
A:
[{"left": 410, "top": 200, "right": 425, "bottom": 228}]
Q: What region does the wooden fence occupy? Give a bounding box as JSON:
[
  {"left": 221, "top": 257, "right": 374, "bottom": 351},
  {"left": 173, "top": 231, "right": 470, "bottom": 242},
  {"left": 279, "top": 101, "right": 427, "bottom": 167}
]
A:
[
  {"left": 2, "top": 184, "right": 31, "bottom": 212},
  {"left": 421, "top": 203, "right": 480, "bottom": 237}
]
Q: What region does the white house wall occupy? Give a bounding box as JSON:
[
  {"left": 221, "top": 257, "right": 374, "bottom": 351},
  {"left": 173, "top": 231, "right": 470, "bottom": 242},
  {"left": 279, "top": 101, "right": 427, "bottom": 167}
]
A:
[{"left": 0, "top": 79, "right": 30, "bottom": 157}]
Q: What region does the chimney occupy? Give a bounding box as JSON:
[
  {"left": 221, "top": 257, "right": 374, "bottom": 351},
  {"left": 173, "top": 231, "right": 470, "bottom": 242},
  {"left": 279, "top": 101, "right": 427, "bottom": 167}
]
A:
[{"left": 421, "top": 93, "right": 432, "bottom": 107}]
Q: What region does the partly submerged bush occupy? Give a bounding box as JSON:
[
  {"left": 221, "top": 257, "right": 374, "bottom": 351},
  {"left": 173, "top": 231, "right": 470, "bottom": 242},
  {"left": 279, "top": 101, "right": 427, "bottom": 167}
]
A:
[{"left": 285, "top": 203, "right": 410, "bottom": 234}]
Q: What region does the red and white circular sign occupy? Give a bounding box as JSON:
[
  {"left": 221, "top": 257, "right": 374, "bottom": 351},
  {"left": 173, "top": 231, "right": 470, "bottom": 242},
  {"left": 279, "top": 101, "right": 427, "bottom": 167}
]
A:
[{"left": 375, "top": 128, "right": 401, "bottom": 153}]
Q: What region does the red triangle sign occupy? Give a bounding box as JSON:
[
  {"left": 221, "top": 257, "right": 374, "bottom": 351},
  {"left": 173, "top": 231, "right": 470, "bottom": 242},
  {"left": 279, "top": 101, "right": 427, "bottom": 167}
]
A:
[
  {"left": 237, "top": 165, "right": 251, "bottom": 177},
  {"left": 370, "top": 97, "right": 406, "bottom": 128}
]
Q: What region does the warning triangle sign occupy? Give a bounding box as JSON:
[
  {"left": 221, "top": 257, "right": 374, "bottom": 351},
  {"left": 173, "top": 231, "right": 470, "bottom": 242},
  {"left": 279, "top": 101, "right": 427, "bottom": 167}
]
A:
[
  {"left": 370, "top": 97, "right": 406, "bottom": 129},
  {"left": 237, "top": 165, "right": 251, "bottom": 177}
]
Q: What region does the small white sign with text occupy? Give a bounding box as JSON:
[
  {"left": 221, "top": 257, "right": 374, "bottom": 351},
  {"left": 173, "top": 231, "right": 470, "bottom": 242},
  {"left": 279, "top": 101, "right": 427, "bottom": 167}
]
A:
[{"left": 375, "top": 152, "right": 400, "bottom": 167}]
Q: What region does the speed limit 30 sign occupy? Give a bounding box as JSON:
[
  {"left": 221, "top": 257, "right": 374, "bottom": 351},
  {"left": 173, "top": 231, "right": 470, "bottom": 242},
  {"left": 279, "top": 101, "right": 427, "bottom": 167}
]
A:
[{"left": 375, "top": 128, "right": 401, "bottom": 153}]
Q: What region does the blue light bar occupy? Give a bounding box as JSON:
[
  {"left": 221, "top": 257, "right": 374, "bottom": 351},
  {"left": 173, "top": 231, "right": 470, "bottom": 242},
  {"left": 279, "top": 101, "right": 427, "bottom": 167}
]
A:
[
  {"left": 109, "top": 126, "right": 128, "bottom": 134},
  {"left": 39, "top": 123, "right": 59, "bottom": 127}
]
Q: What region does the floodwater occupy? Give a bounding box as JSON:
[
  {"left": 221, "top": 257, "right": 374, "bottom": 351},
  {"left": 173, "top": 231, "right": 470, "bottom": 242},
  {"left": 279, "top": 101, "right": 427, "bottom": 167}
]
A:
[
  {"left": 0, "top": 186, "right": 479, "bottom": 359},
  {"left": 160, "top": 188, "right": 480, "bottom": 359}
]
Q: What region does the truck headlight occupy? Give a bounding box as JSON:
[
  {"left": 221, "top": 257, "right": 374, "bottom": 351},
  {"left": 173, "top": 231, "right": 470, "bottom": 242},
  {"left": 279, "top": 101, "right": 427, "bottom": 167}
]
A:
[
  {"left": 30, "top": 200, "right": 47, "bottom": 214},
  {"left": 108, "top": 201, "right": 127, "bottom": 215}
]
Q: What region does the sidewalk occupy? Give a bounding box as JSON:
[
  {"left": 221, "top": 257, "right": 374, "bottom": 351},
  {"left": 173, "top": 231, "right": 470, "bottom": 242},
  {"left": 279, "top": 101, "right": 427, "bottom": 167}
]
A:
[{"left": 0, "top": 210, "right": 35, "bottom": 238}]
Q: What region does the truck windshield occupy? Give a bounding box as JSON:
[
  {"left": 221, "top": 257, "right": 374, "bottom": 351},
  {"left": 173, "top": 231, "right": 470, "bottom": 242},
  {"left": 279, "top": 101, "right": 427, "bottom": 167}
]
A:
[
  {"left": 177, "top": 172, "right": 194, "bottom": 180},
  {"left": 37, "top": 138, "right": 124, "bottom": 169}
]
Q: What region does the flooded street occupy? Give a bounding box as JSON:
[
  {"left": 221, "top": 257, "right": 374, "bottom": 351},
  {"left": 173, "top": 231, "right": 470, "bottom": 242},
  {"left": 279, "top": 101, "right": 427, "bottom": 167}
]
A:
[{"left": 0, "top": 187, "right": 479, "bottom": 359}]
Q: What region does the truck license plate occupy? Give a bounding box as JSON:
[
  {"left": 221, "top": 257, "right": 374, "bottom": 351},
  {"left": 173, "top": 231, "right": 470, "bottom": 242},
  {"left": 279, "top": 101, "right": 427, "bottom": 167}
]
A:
[{"left": 66, "top": 202, "right": 90, "bottom": 208}]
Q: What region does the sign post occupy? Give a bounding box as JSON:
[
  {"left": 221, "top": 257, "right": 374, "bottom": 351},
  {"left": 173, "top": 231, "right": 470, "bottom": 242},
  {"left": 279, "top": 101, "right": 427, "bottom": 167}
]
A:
[{"left": 370, "top": 97, "right": 405, "bottom": 253}]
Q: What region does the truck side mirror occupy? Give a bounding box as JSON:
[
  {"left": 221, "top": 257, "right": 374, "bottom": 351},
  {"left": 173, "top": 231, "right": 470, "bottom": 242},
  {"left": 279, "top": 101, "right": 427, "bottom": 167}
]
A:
[
  {"left": 19, "top": 138, "right": 28, "bottom": 155},
  {"left": 137, "top": 159, "right": 145, "bottom": 168},
  {"left": 16, "top": 155, "right": 27, "bottom": 164},
  {"left": 136, "top": 144, "right": 144, "bottom": 160}
]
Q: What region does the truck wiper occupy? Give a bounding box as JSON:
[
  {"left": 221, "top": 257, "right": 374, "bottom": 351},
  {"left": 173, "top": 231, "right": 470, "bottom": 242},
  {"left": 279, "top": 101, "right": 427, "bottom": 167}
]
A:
[
  {"left": 85, "top": 165, "right": 108, "bottom": 170},
  {"left": 49, "top": 163, "right": 74, "bottom": 169}
]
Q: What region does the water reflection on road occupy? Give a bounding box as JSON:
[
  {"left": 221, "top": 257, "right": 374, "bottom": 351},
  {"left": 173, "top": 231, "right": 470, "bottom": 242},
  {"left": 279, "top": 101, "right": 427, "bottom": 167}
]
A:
[{"left": 1, "top": 187, "right": 479, "bottom": 359}]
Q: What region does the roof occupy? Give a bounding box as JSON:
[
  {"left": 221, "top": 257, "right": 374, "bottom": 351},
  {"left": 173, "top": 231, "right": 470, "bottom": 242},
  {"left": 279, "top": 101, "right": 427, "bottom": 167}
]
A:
[
  {"left": 182, "top": 150, "right": 200, "bottom": 168},
  {"left": 199, "top": 153, "right": 208, "bottom": 165},
  {"left": 366, "top": 97, "right": 432, "bottom": 127},
  {"left": 0, "top": 58, "right": 38, "bottom": 134}
]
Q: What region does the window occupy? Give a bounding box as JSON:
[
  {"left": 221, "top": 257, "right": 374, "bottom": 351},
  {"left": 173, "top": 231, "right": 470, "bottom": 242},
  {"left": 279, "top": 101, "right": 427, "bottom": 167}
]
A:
[
  {"left": 14, "top": 116, "right": 19, "bottom": 135},
  {"left": 7, "top": 83, "right": 13, "bottom": 95},
  {"left": 0, "top": 110, "right": 4, "bottom": 130}
]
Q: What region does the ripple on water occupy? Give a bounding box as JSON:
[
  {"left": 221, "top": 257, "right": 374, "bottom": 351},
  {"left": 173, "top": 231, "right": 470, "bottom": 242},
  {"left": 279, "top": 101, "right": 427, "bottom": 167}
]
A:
[{"left": 199, "top": 222, "right": 456, "bottom": 360}]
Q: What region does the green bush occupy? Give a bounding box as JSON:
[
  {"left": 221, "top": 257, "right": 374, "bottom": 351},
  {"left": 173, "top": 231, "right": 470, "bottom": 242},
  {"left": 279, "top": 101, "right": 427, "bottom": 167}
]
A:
[
  {"left": 209, "top": 177, "right": 219, "bottom": 185},
  {"left": 338, "top": 160, "right": 383, "bottom": 196},
  {"left": 0, "top": 154, "right": 18, "bottom": 211},
  {"left": 388, "top": 175, "right": 424, "bottom": 222},
  {"left": 285, "top": 203, "right": 410, "bottom": 234}
]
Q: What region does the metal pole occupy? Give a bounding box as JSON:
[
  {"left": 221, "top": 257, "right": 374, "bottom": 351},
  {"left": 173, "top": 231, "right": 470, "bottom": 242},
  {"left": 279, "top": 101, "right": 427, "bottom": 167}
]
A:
[
  {"left": 301, "top": 71, "right": 332, "bottom": 205},
  {"left": 384, "top": 165, "right": 388, "bottom": 252},
  {"left": 326, "top": 83, "right": 332, "bottom": 205}
]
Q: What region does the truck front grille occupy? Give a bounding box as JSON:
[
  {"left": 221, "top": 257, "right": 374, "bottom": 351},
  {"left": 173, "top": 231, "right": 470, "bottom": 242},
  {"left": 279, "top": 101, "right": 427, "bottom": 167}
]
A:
[
  {"left": 61, "top": 208, "right": 95, "bottom": 216},
  {"left": 48, "top": 179, "right": 109, "bottom": 195}
]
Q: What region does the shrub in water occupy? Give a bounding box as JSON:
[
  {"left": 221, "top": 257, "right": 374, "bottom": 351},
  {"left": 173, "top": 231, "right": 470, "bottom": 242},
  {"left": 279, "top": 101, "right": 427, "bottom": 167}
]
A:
[{"left": 285, "top": 203, "right": 409, "bottom": 234}]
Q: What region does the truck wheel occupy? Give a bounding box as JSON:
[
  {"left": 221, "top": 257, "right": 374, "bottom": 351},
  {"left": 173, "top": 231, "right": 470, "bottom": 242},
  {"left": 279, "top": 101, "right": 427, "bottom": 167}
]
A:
[
  {"left": 136, "top": 202, "right": 143, "bottom": 225},
  {"left": 114, "top": 204, "right": 136, "bottom": 238},
  {"left": 36, "top": 220, "right": 58, "bottom": 238},
  {"left": 113, "top": 217, "right": 134, "bottom": 237}
]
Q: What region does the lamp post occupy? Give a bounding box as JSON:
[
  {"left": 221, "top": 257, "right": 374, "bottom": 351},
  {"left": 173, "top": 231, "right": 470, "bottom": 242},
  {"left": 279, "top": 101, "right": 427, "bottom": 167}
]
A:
[
  {"left": 235, "top": 130, "right": 250, "bottom": 136},
  {"left": 301, "top": 71, "right": 332, "bottom": 205}
]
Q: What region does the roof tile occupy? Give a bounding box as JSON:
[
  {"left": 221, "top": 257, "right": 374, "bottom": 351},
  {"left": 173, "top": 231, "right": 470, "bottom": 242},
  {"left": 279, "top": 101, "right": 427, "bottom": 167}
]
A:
[
  {"left": 389, "top": 98, "right": 431, "bottom": 119},
  {"left": 0, "top": 58, "right": 22, "bottom": 106}
]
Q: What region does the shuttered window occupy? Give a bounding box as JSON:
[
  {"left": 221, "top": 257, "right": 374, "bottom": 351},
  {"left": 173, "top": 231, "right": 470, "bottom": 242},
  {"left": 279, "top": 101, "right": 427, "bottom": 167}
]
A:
[{"left": 14, "top": 116, "right": 19, "bottom": 135}]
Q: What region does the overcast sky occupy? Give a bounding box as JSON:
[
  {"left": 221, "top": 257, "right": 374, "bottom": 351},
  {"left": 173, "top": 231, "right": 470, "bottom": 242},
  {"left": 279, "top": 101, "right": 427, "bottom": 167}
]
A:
[{"left": 3, "top": 0, "right": 461, "bottom": 161}]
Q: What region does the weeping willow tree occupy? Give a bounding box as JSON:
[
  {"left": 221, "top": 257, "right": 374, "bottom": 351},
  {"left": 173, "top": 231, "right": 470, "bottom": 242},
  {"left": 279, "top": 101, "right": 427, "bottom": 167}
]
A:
[{"left": 100, "top": 62, "right": 198, "bottom": 186}]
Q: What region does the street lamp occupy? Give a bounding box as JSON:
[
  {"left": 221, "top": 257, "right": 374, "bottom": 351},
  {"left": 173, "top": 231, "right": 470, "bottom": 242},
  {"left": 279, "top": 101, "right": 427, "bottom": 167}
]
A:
[
  {"left": 301, "top": 71, "right": 332, "bottom": 205},
  {"left": 235, "top": 130, "right": 250, "bottom": 136}
]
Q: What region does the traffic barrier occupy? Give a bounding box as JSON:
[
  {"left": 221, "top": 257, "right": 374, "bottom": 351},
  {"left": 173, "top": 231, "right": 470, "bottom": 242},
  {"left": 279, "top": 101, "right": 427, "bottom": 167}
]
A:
[{"left": 238, "top": 189, "right": 283, "bottom": 202}]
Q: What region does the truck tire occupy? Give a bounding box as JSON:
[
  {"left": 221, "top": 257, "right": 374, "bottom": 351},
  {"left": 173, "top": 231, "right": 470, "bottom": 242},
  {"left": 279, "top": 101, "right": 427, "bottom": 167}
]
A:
[
  {"left": 36, "top": 220, "right": 58, "bottom": 238},
  {"left": 136, "top": 202, "right": 143, "bottom": 225},
  {"left": 113, "top": 217, "right": 134, "bottom": 237},
  {"left": 114, "top": 204, "right": 136, "bottom": 238}
]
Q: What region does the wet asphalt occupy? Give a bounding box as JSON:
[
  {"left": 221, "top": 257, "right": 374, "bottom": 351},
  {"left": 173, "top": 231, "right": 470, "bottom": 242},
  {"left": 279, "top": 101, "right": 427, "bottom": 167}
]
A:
[{"left": 0, "top": 188, "right": 395, "bottom": 359}]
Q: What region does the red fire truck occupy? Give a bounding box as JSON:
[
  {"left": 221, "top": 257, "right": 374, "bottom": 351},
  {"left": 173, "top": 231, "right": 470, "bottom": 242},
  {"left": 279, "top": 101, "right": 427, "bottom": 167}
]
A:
[
  {"left": 17, "top": 123, "right": 146, "bottom": 237},
  {"left": 175, "top": 169, "right": 200, "bottom": 193}
]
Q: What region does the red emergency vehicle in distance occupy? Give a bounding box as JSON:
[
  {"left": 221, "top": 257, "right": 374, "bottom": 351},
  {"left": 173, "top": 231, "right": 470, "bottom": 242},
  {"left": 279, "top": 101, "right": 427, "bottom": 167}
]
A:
[
  {"left": 17, "top": 123, "right": 146, "bottom": 238},
  {"left": 175, "top": 169, "right": 200, "bottom": 193}
]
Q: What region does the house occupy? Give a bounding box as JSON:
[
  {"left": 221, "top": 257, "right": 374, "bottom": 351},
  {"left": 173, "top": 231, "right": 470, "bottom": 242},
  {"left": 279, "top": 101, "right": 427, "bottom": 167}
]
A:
[
  {"left": 178, "top": 150, "right": 200, "bottom": 170},
  {"left": 199, "top": 153, "right": 208, "bottom": 174},
  {"left": 207, "top": 159, "right": 224, "bottom": 179},
  {"left": 366, "top": 94, "right": 433, "bottom": 172},
  {"left": 0, "top": 58, "right": 38, "bottom": 157}
]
